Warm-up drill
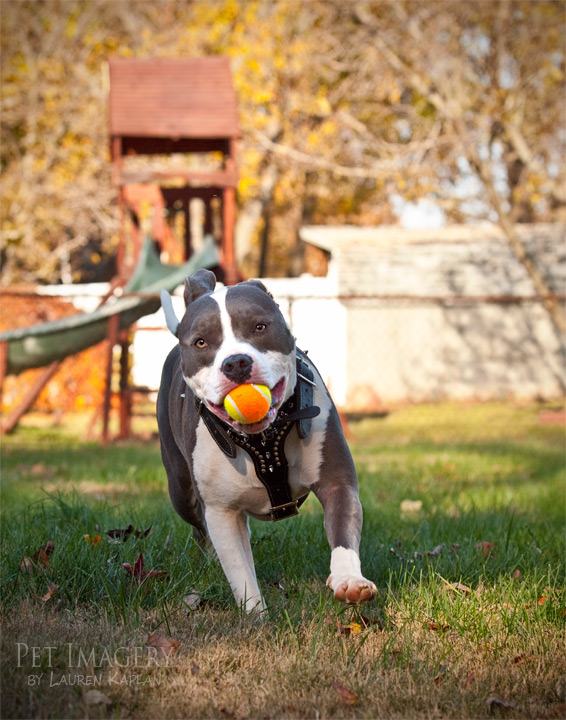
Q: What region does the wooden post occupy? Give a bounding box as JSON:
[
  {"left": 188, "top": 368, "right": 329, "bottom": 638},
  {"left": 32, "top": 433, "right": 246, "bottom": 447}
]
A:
[
  {"left": 203, "top": 197, "right": 213, "bottom": 236},
  {"left": 112, "top": 137, "right": 127, "bottom": 277},
  {"left": 222, "top": 186, "right": 238, "bottom": 284},
  {"left": 222, "top": 137, "right": 239, "bottom": 284},
  {"left": 152, "top": 189, "right": 167, "bottom": 247},
  {"left": 0, "top": 341, "right": 7, "bottom": 409},
  {"left": 102, "top": 314, "right": 119, "bottom": 444},
  {"left": 184, "top": 198, "right": 192, "bottom": 259},
  {"left": 117, "top": 186, "right": 126, "bottom": 275},
  {"left": 118, "top": 330, "right": 132, "bottom": 439},
  {"left": 1, "top": 361, "right": 61, "bottom": 435}
]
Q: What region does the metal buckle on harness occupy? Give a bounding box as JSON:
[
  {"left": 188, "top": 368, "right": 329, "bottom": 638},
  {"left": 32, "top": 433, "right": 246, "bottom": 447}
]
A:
[{"left": 270, "top": 501, "right": 299, "bottom": 521}]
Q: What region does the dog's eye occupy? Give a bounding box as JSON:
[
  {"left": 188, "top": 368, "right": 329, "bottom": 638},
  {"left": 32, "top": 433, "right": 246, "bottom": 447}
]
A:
[
  {"left": 254, "top": 323, "right": 267, "bottom": 333},
  {"left": 194, "top": 338, "right": 208, "bottom": 348}
]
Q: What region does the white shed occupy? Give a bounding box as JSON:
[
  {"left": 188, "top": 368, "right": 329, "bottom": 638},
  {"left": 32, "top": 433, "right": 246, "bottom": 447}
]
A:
[{"left": 133, "top": 224, "right": 565, "bottom": 411}]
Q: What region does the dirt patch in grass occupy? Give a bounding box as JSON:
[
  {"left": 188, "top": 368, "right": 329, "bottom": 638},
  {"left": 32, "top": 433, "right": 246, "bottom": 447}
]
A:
[
  {"left": 40, "top": 480, "right": 147, "bottom": 500},
  {"left": 538, "top": 410, "right": 566, "bottom": 425}
]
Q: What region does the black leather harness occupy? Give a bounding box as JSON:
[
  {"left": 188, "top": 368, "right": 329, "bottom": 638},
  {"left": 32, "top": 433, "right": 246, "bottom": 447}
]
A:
[{"left": 194, "top": 350, "right": 320, "bottom": 521}]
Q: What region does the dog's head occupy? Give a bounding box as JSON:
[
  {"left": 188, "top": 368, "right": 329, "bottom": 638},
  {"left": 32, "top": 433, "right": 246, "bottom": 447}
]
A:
[{"left": 161, "top": 269, "right": 296, "bottom": 434}]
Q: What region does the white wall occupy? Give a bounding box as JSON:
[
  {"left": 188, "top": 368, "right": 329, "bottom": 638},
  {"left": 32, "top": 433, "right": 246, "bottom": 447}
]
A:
[
  {"left": 126, "top": 281, "right": 566, "bottom": 407},
  {"left": 343, "top": 300, "right": 564, "bottom": 409},
  {"left": 38, "top": 263, "right": 565, "bottom": 409}
]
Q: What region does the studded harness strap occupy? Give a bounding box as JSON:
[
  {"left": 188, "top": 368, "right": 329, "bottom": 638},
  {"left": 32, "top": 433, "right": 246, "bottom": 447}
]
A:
[{"left": 194, "top": 350, "right": 321, "bottom": 521}]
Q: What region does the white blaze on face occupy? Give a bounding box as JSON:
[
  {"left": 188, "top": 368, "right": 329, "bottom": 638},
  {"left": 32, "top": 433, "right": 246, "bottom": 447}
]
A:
[{"left": 183, "top": 287, "right": 296, "bottom": 408}]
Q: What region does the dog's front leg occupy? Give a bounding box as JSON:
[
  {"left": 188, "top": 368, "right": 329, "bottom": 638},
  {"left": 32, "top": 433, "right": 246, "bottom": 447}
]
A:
[
  {"left": 204, "top": 506, "right": 266, "bottom": 614},
  {"left": 314, "top": 483, "right": 377, "bottom": 605}
]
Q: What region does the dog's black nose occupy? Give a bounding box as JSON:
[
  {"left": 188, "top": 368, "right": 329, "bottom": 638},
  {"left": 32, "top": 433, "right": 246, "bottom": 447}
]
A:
[{"left": 221, "top": 354, "right": 253, "bottom": 383}]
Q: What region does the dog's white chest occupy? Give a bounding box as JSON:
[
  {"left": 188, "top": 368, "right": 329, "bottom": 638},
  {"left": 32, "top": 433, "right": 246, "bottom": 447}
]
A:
[{"left": 192, "top": 422, "right": 274, "bottom": 515}]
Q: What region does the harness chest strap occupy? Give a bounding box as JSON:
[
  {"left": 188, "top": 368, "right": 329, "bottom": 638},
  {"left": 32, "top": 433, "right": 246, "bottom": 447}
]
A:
[
  {"left": 228, "top": 419, "right": 308, "bottom": 521},
  {"left": 194, "top": 351, "right": 320, "bottom": 521}
]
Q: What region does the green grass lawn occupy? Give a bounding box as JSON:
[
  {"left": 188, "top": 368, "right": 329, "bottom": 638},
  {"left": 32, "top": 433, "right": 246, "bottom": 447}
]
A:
[{"left": 1, "top": 403, "right": 564, "bottom": 719}]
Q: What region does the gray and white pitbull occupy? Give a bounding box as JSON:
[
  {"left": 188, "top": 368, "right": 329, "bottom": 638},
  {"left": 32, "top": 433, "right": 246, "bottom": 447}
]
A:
[{"left": 157, "top": 269, "right": 376, "bottom": 613}]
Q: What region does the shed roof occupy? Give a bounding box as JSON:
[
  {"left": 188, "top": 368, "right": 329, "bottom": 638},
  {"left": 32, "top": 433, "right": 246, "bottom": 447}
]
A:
[
  {"left": 108, "top": 57, "right": 239, "bottom": 140},
  {"left": 299, "top": 224, "right": 565, "bottom": 297}
]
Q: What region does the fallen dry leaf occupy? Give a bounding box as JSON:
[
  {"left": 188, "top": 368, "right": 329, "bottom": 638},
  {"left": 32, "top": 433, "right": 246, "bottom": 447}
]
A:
[
  {"left": 434, "top": 664, "right": 449, "bottom": 686},
  {"left": 512, "top": 654, "right": 530, "bottom": 665},
  {"left": 39, "top": 540, "right": 55, "bottom": 556},
  {"left": 345, "top": 622, "right": 363, "bottom": 635},
  {"left": 324, "top": 617, "right": 363, "bottom": 636},
  {"left": 476, "top": 541, "right": 497, "bottom": 558},
  {"left": 132, "top": 524, "right": 152, "bottom": 538},
  {"left": 443, "top": 582, "right": 471, "bottom": 594},
  {"left": 85, "top": 689, "right": 113, "bottom": 706},
  {"left": 83, "top": 534, "right": 101, "bottom": 545},
  {"left": 542, "top": 704, "right": 566, "bottom": 719},
  {"left": 400, "top": 499, "right": 422, "bottom": 515},
  {"left": 21, "top": 463, "right": 54, "bottom": 479},
  {"left": 122, "top": 551, "right": 167, "bottom": 584},
  {"left": 107, "top": 524, "right": 152, "bottom": 542},
  {"left": 464, "top": 672, "right": 475, "bottom": 690},
  {"left": 34, "top": 540, "right": 55, "bottom": 566},
  {"left": 31, "top": 463, "right": 48, "bottom": 476},
  {"left": 427, "top": 544, "right": 444, "bottom": 557},
  {"left": 146, "top": 632, "right": 180, "bottom": 658},
  {"left": 427, "top": 620, "right": 451, "bottom": 633},
  {"left": 270, "top": 579, "right": 288, "bottom": 596},
  {"left": 35, "top": 549, "right": 50, "bottom": 567},
  {"left": 39, "top": 584, "right": 58, "bottom": 603},
  {"left": 332, "top": 682, "right": 359, "bottom": 706},
  {"left": 486, "top": 694, "right": 516, "bottom": 713},
  {"left": 20, "top": 557, "right": 35, "bottom": 574},
  {"left": 21, "top": 541, "right": 55, "bottom": 573},
  {"left": 182, "top": 592, "right": 202, "bottom": 612}
]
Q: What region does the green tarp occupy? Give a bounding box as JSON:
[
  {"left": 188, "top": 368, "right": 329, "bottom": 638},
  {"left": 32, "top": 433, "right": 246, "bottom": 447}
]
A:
[{"left": 0, "top": 238, "right": 218, "bottom": 375}]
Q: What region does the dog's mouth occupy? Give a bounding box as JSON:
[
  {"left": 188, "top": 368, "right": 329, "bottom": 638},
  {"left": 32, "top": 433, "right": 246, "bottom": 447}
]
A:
[{"left": 205, "top": 377, "right": 287, "bottom": 434}]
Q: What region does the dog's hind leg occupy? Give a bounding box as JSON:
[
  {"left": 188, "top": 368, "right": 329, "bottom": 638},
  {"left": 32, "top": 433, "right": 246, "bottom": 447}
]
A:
[{"left": 157, "top": 349, "right": 208, "bottom": 542}]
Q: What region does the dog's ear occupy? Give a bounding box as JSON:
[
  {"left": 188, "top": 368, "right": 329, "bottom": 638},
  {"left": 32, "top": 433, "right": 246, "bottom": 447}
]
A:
[
  {"left": 184, "top": 269, "right": 217, "bottom": 306},
  {"left": 160, "top": 289, "right": 180, "bottom": 337},
  {"left": 245, "top": 279, "right": 274, "bottom": 299}
]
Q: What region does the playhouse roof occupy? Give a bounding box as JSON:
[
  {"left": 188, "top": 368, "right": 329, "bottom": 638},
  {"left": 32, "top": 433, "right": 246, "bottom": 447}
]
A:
[{"left": 108, "top": 57, "right": 239, "bottom": 140}]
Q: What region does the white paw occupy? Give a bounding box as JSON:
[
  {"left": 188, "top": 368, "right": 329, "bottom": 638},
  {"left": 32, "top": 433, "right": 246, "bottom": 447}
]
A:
[
  {"left": 327, "top": 547, "right": 376, "bottom": 604},
  {"left": 326, "top": 574, "right": 377, "bottom": 604}
]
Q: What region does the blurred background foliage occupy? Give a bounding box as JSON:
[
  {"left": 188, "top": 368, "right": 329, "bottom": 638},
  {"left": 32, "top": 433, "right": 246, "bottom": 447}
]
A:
[{"left": 1, "top": 0, "right": 564, "bottom": 284}]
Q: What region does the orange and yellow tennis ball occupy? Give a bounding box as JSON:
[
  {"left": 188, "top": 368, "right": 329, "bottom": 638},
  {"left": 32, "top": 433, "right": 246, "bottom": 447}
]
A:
[{"left": 223, "top": 384, "right": 272, "bottom": 424}]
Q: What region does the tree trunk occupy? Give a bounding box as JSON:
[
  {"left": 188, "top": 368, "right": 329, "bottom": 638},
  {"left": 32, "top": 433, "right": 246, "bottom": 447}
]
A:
[
  {"left": 234, "top": 163, "right": 279, "bottom": 270},
  {"left": 475, "top": 157, "right": 566, "bottom": 336}
]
